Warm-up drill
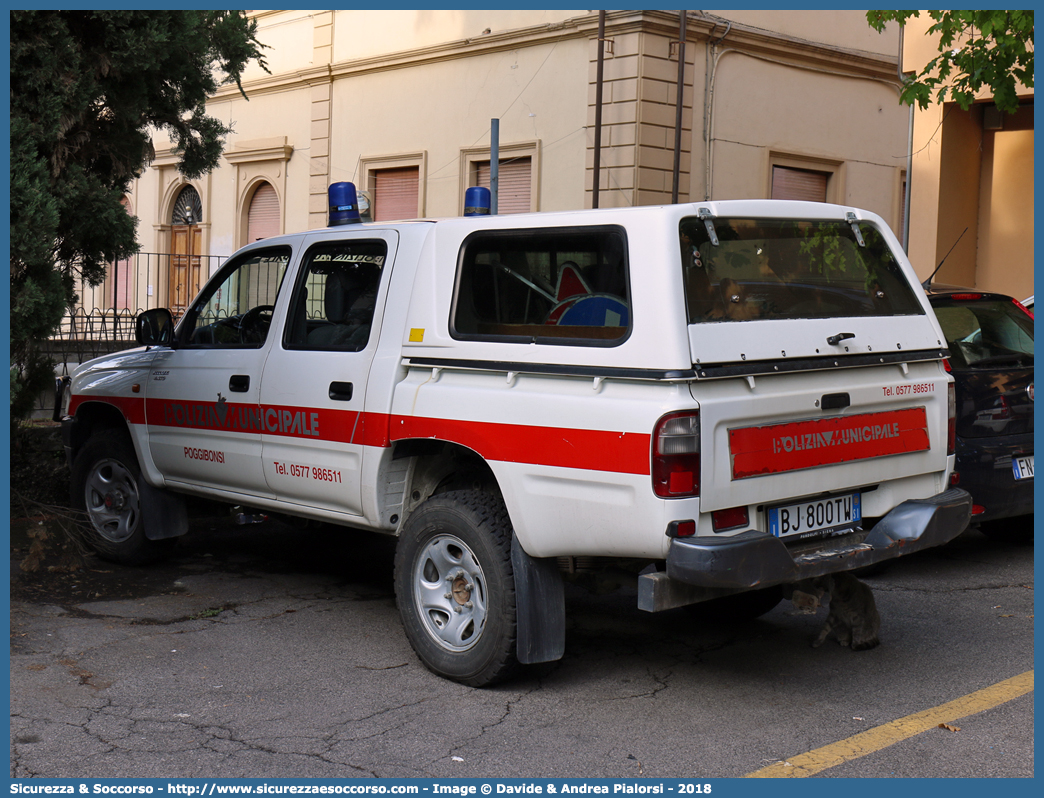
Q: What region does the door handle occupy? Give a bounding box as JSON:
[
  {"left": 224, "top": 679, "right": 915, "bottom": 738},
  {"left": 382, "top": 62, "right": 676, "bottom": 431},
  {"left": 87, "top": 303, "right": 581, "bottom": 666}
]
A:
[
  {"left": 329, "top": 381, "right": 353, "bottom": 401},
  {"left": 827, "top": 331, "right": 856, "bottom": 346},
  {"left": 821, "top": 392, "right": 851, "bottom": 411},
  {"left": 229, "top": 374, "right": 250, "bottom": 393}
]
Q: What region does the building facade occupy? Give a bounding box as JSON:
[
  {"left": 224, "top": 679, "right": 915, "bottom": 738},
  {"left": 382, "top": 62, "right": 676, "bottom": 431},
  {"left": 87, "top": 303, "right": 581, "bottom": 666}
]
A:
[
  {"left": 77, "top": 9, "right": 912, "bottom": 315},
  {"left": 901, "top": 13, "right": 1034, "bottom": 299}
]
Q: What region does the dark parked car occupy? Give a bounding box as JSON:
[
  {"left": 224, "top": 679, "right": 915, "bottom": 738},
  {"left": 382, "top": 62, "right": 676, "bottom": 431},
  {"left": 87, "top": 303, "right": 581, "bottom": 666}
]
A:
[{"left": 925, "top": 285, "right": 1034, "bottom": 542}]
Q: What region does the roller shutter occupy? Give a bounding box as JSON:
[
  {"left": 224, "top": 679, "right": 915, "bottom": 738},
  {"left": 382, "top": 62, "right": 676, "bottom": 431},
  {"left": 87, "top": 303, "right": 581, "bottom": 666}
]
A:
[
  {"left": 247, "top": 183, "right": 280, "bottom": 242},
  {"left": 476, "top": 157, "right": 532, "bottom": 214},
  {"left": 771, "top": 166, "right": 829, "bottom": 203},
  {"left": 373, "top": 167, "right": 420, "bottom": 221}
]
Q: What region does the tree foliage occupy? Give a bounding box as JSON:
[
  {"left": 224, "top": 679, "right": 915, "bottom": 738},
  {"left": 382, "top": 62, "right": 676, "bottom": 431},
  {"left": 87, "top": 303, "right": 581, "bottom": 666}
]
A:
[
  {"left": 9, "top": 11, "right": 267, "bottom": 420},
  {"left": 867, "top": 10, "right": 1033, "bottom": 114}
]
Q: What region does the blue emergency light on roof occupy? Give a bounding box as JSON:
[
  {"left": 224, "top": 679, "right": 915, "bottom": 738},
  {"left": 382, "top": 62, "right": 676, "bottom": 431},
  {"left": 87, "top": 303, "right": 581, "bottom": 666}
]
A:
[
  {"left": 464, "top": 186, "right": 491, "bottom": 216},
  {"left": 328, "top": 182, "right": 361, "bottom": 226}
]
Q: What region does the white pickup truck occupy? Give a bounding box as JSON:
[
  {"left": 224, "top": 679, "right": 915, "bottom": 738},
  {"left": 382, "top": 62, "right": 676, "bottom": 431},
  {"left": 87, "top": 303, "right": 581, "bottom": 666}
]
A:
[{"left": 60, "top": 194, "right": 971, "bottom": 685}]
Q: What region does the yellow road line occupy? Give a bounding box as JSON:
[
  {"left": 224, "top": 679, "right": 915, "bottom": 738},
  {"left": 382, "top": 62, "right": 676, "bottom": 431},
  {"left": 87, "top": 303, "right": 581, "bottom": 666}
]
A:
[{"left": 745, "top": 670, "right": 1034, "bottom": 778}]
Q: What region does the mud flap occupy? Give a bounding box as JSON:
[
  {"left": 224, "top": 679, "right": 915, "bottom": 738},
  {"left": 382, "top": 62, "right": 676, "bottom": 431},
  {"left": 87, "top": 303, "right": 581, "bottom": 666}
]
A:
[
  {"left": 511, "top": 535, "right": 565, "bottom": 664},
  {"left": 138, "top": 476, "right": 189, "bottom": 540}
]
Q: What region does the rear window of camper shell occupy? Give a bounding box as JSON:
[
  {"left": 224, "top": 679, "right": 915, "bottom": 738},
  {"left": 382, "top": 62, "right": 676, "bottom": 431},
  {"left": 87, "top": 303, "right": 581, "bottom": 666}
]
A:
[{"left": 680, "top": 217, "right": 924, "bottom": 324}]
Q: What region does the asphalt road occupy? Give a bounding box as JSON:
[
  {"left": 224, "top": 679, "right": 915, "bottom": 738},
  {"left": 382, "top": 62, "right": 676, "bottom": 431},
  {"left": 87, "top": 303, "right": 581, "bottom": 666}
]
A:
[{"left": 9, "top": 515, "right": 1034, "bottom": 779}]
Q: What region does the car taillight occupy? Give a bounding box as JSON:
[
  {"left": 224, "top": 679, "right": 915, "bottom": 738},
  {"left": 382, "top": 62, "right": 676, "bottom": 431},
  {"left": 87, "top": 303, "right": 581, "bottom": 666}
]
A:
[
  {"left": 1012, "top": 297, "right": 1034, "bottom": 320},
  {"left": 950, "top": 293, "right": 982, "bottom": 301},
  {"left": 947, "top": 382, "right": 956, "bottom": 455},
  {"left": 652, "top": 411, "right": 700, "bottom": 498}
]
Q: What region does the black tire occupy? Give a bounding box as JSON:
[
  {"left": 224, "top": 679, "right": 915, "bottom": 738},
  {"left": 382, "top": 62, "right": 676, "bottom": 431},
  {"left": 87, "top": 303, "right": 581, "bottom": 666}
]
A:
[
  {"left": 686, "top": 585, "right": 784, "bottom": 623},
  {"left": 70, "top": 430, "right": 169, "bottom": 565},
  {"left": 394, "top": 490, "right": 518, "bottom": 687},
  {"left": 977, "top": 515, "right": 1034, "bottom": 545}
]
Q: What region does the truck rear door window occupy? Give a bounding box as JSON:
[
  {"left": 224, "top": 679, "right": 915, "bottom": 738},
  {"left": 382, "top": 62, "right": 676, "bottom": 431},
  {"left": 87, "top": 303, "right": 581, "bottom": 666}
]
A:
[
  {"left": 452, "top": 226, "right": 630, "bottom": 345},
  {"left": 680, "top": 217, "right": 924, "bottom": 323},
  {"left": 284, "top": 240, "right": 387, "bottom": 351}
]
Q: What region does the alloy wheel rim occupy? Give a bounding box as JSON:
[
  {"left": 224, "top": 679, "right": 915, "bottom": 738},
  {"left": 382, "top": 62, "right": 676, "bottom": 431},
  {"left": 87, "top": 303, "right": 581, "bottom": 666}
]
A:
[
  {"left": 412, "top": 534, "right": 488, "bottom": 652},
  {"left": 84, "top": 458, "right": 140, "bottom": 543}
]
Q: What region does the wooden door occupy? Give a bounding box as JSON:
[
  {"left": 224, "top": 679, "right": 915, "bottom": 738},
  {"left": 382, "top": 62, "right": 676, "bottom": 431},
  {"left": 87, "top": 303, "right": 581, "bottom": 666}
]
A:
[{"left": 169, "top": 225, "right": 203, "bottom": 317}]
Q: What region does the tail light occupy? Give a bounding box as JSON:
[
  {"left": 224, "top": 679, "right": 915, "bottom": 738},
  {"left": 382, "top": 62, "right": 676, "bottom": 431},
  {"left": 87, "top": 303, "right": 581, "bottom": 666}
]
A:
[
  {"left": 652, "top": 411, "right": 700, "bottom": 498},
  {"left": 1012, "top": 297, "right": 1033, "bottom": 319},
  {"left": 947, "top": 382, "right": 956, "bottom": 455}
]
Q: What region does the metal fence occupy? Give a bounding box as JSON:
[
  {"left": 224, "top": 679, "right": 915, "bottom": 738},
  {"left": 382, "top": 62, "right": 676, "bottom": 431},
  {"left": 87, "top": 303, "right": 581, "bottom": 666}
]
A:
[{"left": 31, "top": 252, "right": 227, "bottom": 418}]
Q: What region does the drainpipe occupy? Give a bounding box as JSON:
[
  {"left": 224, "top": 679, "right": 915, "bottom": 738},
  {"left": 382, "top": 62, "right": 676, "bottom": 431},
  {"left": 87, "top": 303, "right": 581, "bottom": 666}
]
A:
[
  {"left": 592, "top": 10, "right": 606, "bottom": 208},
  {"left": 899, "top": 25, "right": 913, "bottom": 253},
  {"left": 672, "top": 11, "right": 686, "bottom": 203},
  {"left": 704, "top": 20, "right": 731, "bottom": 200}
]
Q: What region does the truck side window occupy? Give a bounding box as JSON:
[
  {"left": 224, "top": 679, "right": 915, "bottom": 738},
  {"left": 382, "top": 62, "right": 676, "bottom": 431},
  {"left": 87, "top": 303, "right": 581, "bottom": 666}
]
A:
[
  {"left": 284, "top": 240, "right": 388, "bottom": 351},
  {"left": 452, "top": 225, "right": 630, "bottom": 345},
  {"left": 182, "top": 247, "right": 292, "bottom": 347}
]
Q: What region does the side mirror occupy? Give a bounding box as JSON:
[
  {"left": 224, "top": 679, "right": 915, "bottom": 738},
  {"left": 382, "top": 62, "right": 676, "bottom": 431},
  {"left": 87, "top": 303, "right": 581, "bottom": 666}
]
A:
[{"left": 136, "top": 308, "right": 175, "bottom": 347}]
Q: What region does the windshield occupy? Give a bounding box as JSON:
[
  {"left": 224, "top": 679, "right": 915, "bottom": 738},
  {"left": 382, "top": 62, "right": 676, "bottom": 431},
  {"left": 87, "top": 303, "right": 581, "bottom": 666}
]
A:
[{"left": 680, "top": 217, "right": 924, "bottom": 324}]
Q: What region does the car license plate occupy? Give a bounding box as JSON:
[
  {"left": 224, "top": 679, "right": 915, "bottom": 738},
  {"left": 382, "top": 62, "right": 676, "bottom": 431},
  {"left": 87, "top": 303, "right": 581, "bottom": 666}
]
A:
[
  {"left": 768, "top": 493, "right": 861, "bottom": 540},
  {"left": 1013, "top": 455, "right": 1034, "bottom": 480}
]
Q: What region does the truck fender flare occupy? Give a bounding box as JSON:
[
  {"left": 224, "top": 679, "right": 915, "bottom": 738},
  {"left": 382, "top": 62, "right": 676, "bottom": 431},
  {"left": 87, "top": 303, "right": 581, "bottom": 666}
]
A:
[{"left": 510, "top": 534, "right": 565, "bottom": 664}]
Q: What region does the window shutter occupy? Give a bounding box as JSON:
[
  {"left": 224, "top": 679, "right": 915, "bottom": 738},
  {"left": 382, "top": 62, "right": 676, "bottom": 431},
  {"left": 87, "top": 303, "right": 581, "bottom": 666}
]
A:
[
  {"left": 373, "top": 167, "right": 420, "bottom": 221},
  {"left": 247, "top": 183, "right": 280, "bottom": 242},
  {"left": 771, "top": 166, "right": 829, "bottom": 203},
  {"left": 476, "top": 157, "right": 532, "bottom": 214}
]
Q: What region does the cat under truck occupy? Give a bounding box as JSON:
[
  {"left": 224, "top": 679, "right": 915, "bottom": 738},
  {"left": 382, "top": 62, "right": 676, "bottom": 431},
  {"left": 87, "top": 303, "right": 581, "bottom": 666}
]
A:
[{"left": 58, "top": 184, "right": 971, "bottom": 685}]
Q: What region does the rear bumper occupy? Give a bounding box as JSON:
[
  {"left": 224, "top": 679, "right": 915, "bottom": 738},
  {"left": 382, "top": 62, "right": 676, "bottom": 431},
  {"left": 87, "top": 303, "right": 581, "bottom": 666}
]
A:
[
  {"left": 955, "top": 433, "right": 1034, "bottom": 522},
  {"left": 641, "top": 488, "right": 971, "bottom": 610}
]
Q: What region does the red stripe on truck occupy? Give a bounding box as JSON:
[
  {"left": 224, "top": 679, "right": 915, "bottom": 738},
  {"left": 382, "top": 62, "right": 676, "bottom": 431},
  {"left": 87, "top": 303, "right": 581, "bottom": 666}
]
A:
[
  {"left": 71, "top": 395, "right": 651, "bottom": 476},
  {"left": 389, "top": 414, "right": 651, "bottom": 475},
  {"left": 143, "top": 398, "right": 359, "bottom": 443}
]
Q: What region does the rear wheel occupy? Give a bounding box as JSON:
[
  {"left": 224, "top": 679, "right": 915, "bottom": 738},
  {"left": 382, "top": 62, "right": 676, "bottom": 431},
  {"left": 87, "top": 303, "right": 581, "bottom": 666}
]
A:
[
  {"left": 70, "top": 431, "right": 169, "bottom": 565},
  {"left": 394, "top": 491, "right": 518, "bottom": 686}
]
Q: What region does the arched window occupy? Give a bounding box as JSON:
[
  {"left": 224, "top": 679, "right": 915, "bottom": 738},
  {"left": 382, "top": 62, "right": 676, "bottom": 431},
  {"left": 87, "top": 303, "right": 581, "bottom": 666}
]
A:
[
  {"left": 247, "top": 182, "right": 280, "bottom": 241},
  {"left": 171, "top": 185, "right": 203, "bottom": 225}
]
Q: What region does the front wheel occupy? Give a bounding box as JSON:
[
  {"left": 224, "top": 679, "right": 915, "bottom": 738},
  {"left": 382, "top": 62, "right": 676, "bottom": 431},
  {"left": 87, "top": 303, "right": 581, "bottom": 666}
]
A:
[
  {"left": 394, "top": 491, "right": 518, "bottom": 687},
  {"left": 70, "top": 430, "right": 169, "bottom": 565}
]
